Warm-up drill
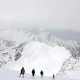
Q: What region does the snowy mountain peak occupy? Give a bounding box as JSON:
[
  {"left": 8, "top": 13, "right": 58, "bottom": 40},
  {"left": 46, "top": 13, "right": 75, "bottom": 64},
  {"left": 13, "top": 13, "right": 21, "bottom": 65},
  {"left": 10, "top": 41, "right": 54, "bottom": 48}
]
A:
[{"left": 0, "top": 30, "right": 80, "bottom": 79}]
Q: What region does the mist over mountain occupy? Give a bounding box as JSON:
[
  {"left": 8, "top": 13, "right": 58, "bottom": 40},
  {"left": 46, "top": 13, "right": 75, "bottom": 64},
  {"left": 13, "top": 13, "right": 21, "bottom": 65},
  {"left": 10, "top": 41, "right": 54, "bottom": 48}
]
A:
[
  {"left": 0, "top": 0, "right": 79, "bottom": 79},
  {"left": 32, "top": 29, "right": 80, "bottom": 41},
  {"left": 0, "top": 29, "right": 80, "bottom": 78}
]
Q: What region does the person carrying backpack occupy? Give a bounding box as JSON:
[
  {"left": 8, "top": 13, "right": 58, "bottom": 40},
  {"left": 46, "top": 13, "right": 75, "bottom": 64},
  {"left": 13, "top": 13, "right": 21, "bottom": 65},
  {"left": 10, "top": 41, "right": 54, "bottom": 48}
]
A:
[
  {"left": 40, "top": 70, "right": 44, "bottom": 78},
  {"left": 20, "top": 67, "right": 25, "bottom": 78},
  {"left": 32, "top": 69, "right": 35, "bottom": 77}
]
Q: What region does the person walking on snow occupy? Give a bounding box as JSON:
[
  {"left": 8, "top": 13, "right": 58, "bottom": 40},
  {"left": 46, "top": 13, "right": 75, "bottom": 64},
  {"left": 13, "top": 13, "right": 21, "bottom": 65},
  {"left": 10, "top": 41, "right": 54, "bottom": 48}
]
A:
[
  {"left": 20, "top": 67, "right": 25, "bottom": 78},
  {"left": 32, "top": 69, "right": 35, "bottom": 77},
  {"left": 53, "top": 74, "right": 55, "bottom": 80},
  {"left": 40, "top": 70, "right": 44, "bottom": 78}
]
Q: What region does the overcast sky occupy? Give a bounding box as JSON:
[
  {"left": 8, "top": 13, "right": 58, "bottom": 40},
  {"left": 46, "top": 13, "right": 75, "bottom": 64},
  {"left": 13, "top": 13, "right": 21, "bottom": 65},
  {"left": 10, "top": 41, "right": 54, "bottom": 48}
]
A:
[{"left": 0, "top": 0, "right": 80, "bottom": 32}]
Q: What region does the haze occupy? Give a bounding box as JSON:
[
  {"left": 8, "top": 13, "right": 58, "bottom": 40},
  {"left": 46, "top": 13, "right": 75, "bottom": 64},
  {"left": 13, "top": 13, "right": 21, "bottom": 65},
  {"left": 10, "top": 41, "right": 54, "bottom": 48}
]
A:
[{"left": 0, "top": 0, "right": 80, "bottom": 32}]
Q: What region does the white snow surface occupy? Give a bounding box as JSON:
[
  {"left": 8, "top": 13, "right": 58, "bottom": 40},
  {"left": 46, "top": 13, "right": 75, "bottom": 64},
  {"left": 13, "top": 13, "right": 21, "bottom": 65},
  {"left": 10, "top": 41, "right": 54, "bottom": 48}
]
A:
[
  {"left": 0, "top": 68, "right": 79, "bottom": 80},
  {"left": 4, "top": 41, "right": 71, "bottom": 76},
  {"left": 0, "top": 30, "right": 79, "bottom": 79}
]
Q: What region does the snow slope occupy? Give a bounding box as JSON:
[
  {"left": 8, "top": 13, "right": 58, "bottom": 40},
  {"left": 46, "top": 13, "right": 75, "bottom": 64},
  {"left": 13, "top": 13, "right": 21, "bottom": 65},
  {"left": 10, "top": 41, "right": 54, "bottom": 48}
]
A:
[
  {"left": 0, "top": 68, "right": 79, "bottom": 80},
  {"left": 4, "top": 41, "right": 70, "bottom": 76},
  {"left": 57, "top": 57, "right": 80, "bottom": 79},
  {"left": 0, "top": 30, "right": 80, "bottom": 79}
]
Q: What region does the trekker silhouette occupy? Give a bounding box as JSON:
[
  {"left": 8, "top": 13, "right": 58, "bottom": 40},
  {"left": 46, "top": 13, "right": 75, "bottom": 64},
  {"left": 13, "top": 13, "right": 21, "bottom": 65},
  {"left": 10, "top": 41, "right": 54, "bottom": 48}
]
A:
[
  {"left": 40, "top": 70, "right": 44, "bottom": 77},
  {"left": 20, "top": 67, "right": 25, "bottom": 78},
  {"left": 32, "top": 69, "right": 35, "bottom": 77},
  {"left": 53, "top": 74, "right": 55, "bottom": 80}
]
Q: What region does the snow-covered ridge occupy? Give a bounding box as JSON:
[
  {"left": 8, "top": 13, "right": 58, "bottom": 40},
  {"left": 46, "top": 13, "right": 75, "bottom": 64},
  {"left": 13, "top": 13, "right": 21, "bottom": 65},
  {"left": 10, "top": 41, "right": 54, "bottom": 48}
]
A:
[
  {"left": 0, "top": 68, "right": 78, "bottom": 80},
  {"left": 0, "top": 30, "right": 80, "bottom": 57},
  {"left": 4, "top": 41, "right": 70, "bottom": 76},
  {"left": 57, "top": 56, "right": 80, "bottom": 79},
  {"left": 0, "top": 30, "right": 80, "bottom": 77}
]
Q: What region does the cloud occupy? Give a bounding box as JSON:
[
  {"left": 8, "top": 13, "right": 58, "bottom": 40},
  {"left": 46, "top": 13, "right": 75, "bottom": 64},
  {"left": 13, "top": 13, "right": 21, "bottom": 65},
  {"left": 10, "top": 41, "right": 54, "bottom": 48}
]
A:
[{"left": 0, "top": 0, "right": 80, "bottom": 31}]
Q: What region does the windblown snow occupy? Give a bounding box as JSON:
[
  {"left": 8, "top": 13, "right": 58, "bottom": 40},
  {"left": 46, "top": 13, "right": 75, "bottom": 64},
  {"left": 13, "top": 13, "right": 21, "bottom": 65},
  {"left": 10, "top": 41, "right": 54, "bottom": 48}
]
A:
[
  {"left": 4, "top": 41, "right": 70, "bottom": 76},
  {"left": 0, "top": 30, "right": 80, "bottom": 79}
]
